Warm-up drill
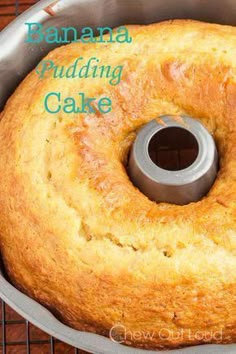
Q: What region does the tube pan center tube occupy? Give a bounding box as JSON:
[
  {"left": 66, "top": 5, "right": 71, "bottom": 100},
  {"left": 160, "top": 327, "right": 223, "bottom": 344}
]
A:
[{"left": 128, "top": 115, "right": 218, "bottom": 205}]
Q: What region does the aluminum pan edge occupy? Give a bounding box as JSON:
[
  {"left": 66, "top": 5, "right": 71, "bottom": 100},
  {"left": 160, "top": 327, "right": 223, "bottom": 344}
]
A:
[{"left": 1, "top": 273, "right": 235, "bottom": 354}]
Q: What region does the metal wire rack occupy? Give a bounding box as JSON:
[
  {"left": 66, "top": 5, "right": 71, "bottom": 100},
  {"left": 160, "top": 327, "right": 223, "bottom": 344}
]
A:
[
  {"left": 0, "top": 1, "right": 88, "bottom": 353},
  {"left": 0, "top": 0, "right": 38, "bottom": 30},
  {"left": 0, "top": 298, "right": 84, "bottom": 353}
]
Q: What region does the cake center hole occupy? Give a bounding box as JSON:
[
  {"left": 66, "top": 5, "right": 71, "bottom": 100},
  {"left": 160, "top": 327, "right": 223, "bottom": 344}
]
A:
[{"left": 148, "top": 127, "right": 199, "bottom": 171}]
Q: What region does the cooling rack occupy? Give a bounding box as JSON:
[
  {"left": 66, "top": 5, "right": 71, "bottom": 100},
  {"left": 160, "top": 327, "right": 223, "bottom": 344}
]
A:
[
  {"left": 1, "top": 299, "right": 83, "bottom": 353},
  {"left": 0, "top": 0, "right": 38, "bottom": 30}
]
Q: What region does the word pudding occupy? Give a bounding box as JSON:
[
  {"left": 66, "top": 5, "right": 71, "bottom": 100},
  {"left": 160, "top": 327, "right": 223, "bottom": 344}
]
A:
[{"left": 36, "top": 57, "right": 123, "bottom": 86}]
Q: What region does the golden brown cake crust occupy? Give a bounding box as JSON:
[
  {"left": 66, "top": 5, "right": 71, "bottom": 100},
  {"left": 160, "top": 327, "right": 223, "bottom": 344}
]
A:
[{"left": 0, "top": 20, "right": 236, "bottom": 350}]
